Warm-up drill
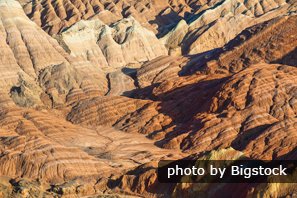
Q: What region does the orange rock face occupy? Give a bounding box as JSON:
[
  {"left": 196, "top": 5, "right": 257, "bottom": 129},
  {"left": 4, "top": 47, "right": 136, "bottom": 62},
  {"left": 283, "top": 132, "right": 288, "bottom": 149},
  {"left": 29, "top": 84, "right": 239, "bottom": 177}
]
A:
[{"left": 1, "top": 0, "right": 297, "bottom": 197}]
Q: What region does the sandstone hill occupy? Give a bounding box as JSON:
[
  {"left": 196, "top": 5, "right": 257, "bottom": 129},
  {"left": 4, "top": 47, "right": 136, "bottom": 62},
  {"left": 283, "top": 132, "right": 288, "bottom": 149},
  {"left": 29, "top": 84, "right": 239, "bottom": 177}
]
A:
[
  {"left": 19, "top": 0, "right": 296, "bottom": 69},
  {"left": 161, "top": 0, "right": 296, "bottom": 55},
  {"left": 0, "top": 0, "right": 297, "bottom": 197},
  {"left": 59, "top": 17, "right": 168, "bottom": 68},
  {"left": 19, "top": 0, "right": 204, "bottom": 35},
  {"left": 0, "top": 1, "right": 185, "bottom": 197},
  {"left": 0, "top": 0, "right": 109, "bottom": 109},
  {"left": 65, "top": 14, "right": 297, "bottom": 196}
]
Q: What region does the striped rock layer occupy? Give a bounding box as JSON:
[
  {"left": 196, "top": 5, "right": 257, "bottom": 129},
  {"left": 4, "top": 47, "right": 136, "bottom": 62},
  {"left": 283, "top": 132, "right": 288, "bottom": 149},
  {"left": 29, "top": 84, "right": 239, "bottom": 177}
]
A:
[
  {"left": 0, "top": 0, "right": 296, "bottom": 197},
  {"left": 68, "top": 16, "right": 297, "bottom": 162},
  {"left": 20, "top": 0, "right": 207, "bottom": 35},
  {"left": 0, "top": 0, "right": 109, "bottom": 109}
]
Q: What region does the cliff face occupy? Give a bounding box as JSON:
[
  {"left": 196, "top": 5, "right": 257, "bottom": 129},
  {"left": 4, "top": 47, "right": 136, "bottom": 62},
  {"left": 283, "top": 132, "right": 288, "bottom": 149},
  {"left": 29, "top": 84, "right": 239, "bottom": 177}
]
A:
[{"left": 0, "top": 0, "right": 297, "bottom": 197}]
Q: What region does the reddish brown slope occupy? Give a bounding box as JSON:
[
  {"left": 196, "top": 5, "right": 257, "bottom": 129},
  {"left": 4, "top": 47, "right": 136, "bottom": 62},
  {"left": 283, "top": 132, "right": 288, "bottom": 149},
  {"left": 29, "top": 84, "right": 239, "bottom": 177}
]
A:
[
  {"left": 0, "top": 1, "right": 296, "bottom": 197},
  {"left": 184, "top": 15, "right": 297, "bottom": 75},
  {"left": 67, "top": 15, "right": 297, "bottom": 161}
]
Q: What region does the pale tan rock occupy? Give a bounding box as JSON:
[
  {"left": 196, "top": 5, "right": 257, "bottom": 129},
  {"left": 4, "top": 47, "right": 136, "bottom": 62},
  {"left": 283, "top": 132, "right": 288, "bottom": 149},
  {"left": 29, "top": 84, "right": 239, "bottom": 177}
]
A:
[
  {"left": 106, "top": 70, "right": 136, "bottom": 96},
  {"left": 59, "top": 19, "right": 109, "bottom": 67},
  {"left": 160, "top": 19, "right": 189, "bottom": 51},
  {"left": 61, "top": 17, "right": 168, "bottom": 68},
  {"left": 0, "top": 0, "right": 107, "bottom": 107}
]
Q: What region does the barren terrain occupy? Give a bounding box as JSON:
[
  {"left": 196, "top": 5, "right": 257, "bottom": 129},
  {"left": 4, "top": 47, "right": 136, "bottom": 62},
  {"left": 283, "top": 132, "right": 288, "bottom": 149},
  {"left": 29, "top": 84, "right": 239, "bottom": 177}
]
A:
[{"left": 0, "top": 0, "right": 296, "bottom": 197}]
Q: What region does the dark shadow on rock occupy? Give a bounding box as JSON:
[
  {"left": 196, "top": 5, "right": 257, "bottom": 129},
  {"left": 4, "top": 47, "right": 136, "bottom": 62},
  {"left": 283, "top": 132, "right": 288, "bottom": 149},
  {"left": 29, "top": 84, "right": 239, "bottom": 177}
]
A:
[
  {"left": 123, "top": 83, "right": 160, "bottom": 101},
  {"left": 272, "top": 47, "right": 297, "bottom": 67},
  {"left": 10, "top": 86, "right": 21, "bottom": 95},
  {"left": 121, "top": 67, "right": 137, "bottom": 77},
  {"left": 121, "top": 67, "right": 139, "bottom": 90},
  {"left": 231, "top": 124, "right": 272, "bottom": 151},
  {"left": 276, "top": 147, "right": 297, "bottom": 160},
  {"left": 179, "top": 18, "right": 295, "bottom": 76},
  {"left": 178, "top": 49, "right": 221, "bottom": 76},
  {"left": 148, "top": 77, "right": 229, "bottom": 148},
  {"left": 157, "top": 77, "right": 229, "bottom": 123},
  {"left": 149, "top": 8, "right": 182, "bottom": 38},
  {"left": 186, "top": 0, "right": 226, "bottom": 24}
]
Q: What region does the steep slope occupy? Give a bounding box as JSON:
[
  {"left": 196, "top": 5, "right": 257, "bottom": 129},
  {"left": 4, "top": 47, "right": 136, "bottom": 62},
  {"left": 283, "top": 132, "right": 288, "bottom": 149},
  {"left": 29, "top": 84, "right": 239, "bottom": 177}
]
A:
[
  {"left": 0, "top": 0, "right": 108, "bottom": 108},
  {"left": 1, "top": 0, "right": 297, "bottom": 197},
  {"left": 182, "top": 15, "right": 297, "bottom": 75},
  {"left": 67, "top": 15, "right": 297, "bottom": 162},
  {"left": 161, "top": 0, "right": 296, "bottom": 55}
]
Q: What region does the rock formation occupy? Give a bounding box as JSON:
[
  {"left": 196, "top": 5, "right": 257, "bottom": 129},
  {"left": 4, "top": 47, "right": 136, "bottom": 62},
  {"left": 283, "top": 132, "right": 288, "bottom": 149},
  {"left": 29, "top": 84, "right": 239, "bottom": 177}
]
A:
[
  {"left": 60, "top": 17, "right": 168, "bottom": 68},
  {"left": 0, "top": 0, "right": 108, "bottom": 108},
  {"left": 136, "top": 55, "right": 185, "bottom": 88},
  {"left": 0, "top": 103, "right": 184, "bottom": 197},
  {"left": 162, "top": 15, "right": 297, "bottom": 81},
  {"left": 192, "top": 15, "right": 297, "bottom": 74},
  {"left": 20, "top": 0, "right": 204, "bottom": 35},
  {"left": 106, "top": 70, "right": 136, "bottom": 96},
  {"left": 0, "top": 0, "right": 297, "bottom": 197},
  {"left": 161, "top": 0, "right": 296, "bottom": 55},
  {"left": 67, "top": 15, "right": 297, "bottom": 162},
  {"left": 19, "top": 0, "right": 297, "bottom": 58}
]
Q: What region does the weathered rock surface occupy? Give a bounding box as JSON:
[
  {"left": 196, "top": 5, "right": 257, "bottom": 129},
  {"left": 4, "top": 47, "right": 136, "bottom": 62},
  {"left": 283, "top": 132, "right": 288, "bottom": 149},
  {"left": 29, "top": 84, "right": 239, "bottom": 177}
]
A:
[
  {"left": 113, "top": 148, "right": 297, "bottom": 197},
  {"left": 161, "top": 0, "right": 297, "bottom": 55},
  {"left": 136, "top": 56, "right": 184, "bottom": 88},
  {"left": 1, "top": 0, "right": 297, "bottom": 197},
  {"left": 0, "top": 0, "right": 107, "bottom": 108},
  {"left": 109, "top": 148, "right": 246, "bottom": 197},
  {"left": 19, "top": 0, "right": 297, "bottom": 58},
  {"left": 67, "top": 15, "right": 297, "bottom": 163},
  {"left": 180, "top": 63, "right": 297, "bottom": 160},
  {"left": 20, "top": 0, "right": 205, "bottom": 35},
  {"left": 0, "top": 102, "right": 184, "bottom": 196},
  {"left": 186, "top": 15, "right": 297, "bottom": 74},
  {"left": 60, "top": 17, "right": 168, "bottom": 68},
  {"left": 106, "top": 70, "right": 136, "bottom": 96},
  {"left": 67, "top": 96, "right": 150, "bottom": 126}
]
